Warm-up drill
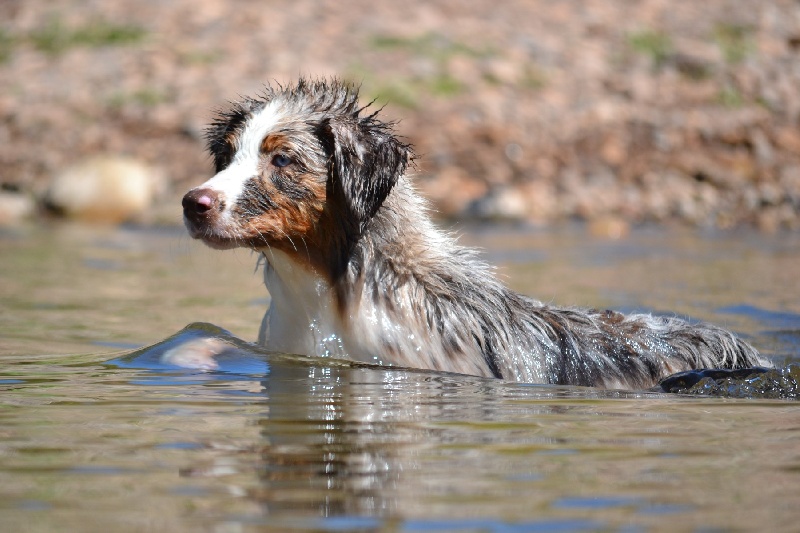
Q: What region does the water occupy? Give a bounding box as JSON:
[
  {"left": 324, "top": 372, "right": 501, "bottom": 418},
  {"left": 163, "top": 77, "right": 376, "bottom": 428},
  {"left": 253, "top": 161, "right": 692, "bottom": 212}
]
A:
[{"left": 1, "top": 223, "right": 800, "bottom": 532}]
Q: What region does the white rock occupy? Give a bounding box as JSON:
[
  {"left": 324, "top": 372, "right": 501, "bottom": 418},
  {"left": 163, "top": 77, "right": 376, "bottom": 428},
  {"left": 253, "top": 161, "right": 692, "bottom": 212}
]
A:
[
  {"left": 45, "top": 156, "right": 162, "bottom": 224},
  {"left": 0, "top": 191, "right": 35, "bottom": 225}
]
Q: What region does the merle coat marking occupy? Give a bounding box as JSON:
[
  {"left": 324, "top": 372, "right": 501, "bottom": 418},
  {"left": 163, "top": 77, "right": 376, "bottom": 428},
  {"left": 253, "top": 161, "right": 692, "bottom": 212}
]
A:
[{"left": 182, "top": 78, "right": 769, "bottom": 389}]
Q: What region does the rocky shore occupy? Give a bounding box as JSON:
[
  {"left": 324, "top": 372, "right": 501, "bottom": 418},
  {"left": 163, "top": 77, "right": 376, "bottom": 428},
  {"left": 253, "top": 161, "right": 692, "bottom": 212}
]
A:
[{"left": 1, "top": 0, "right": 798, "bottom": 231}]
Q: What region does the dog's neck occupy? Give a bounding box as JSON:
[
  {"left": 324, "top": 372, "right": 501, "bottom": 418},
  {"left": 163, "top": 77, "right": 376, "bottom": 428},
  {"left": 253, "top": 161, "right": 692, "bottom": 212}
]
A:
[
  {"left": 257, "top": 178, "right": 454, "bottom": 363},
  {"left": 259, "top": 247, "right": 350, "bottom": 358}
]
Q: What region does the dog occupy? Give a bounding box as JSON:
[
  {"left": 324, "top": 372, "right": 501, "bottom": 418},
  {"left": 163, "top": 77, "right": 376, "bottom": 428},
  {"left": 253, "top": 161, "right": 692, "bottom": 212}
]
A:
[{"left": 181, "top": 78, "right": 769, "bottom": 389}]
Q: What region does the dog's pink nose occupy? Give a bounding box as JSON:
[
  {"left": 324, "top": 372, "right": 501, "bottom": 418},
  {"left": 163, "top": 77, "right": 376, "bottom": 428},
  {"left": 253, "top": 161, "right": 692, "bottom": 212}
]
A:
[{"left": 182, "top": 188, "right": 221, "bottom": 219}]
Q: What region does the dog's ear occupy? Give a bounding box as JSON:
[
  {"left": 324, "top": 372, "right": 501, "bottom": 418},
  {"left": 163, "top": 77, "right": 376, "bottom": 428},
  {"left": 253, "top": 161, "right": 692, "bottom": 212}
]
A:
[{"left": 321, "top": 115, "right": 409, "bottom": 230}]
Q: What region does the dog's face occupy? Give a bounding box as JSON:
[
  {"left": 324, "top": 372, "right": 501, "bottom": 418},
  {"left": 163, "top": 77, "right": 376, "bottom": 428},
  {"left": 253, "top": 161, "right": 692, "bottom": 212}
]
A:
[
  {"left": 183, "top": 80, "right": 409, "bottom": 269},
  {"left": 183, "top": 96, "right": 329, "bottom": 251}
]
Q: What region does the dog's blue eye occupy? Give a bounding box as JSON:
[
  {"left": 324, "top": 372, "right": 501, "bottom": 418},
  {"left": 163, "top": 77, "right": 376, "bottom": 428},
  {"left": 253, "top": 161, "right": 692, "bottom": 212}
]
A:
[{"left": 272, "top": 154, "right": 292, "bottom": 168}]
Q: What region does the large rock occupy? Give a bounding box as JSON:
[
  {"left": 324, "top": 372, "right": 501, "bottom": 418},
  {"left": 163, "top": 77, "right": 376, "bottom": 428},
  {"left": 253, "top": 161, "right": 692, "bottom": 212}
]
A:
[
  {"left": 0, "top": 191, "right": 36, "bottom": 225},
  {"left": 44, "top": 156, "right": 162, "bottom": 224}
]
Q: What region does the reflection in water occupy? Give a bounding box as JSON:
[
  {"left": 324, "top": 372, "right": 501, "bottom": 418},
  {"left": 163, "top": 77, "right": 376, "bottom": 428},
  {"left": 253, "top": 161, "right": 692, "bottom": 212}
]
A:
[
  {"left": 236, "top": 362, "right": 663, "bottom": 529},
  {"left": 260, "top": 364, "right": 408, "bottom": 518},
  {"left": 259, "top": 364, "right": 509, "bottom": 518},
  {"left": 257, "top": 363, "right": 620, "bottom": 524},
  {"left": 3, "top": 321, "right": 800, "bottom": 531},
  {"left": 114, "top": 323, "right": 800, "bottom": 530},
  {"left": 118, "top": 324, "right": 663, "bottom": 528}
]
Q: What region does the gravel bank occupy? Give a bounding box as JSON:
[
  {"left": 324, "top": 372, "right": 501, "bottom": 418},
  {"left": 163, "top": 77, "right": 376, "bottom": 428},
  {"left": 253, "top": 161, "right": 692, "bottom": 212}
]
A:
[{"left": 1, "top": 0, "right": 798, "bottom": 230}]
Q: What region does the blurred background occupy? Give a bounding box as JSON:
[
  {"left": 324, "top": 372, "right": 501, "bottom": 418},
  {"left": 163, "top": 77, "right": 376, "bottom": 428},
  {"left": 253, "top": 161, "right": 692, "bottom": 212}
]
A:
[
  {"left": 0, "top": 0, "right": 799, "bottom": 233},
  {"left": 2, "top": 6, "right": 800, "bottom": 528}
]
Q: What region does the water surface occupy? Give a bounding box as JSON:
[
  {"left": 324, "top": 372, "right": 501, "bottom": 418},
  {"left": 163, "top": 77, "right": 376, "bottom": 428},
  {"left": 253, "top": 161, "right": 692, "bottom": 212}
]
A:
[{"left": 1, "top": 223, "right": 799, "bottom": 531}]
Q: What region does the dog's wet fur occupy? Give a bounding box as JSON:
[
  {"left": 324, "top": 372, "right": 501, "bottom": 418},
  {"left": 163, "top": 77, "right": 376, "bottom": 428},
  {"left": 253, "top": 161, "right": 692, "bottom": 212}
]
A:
[{"left": 182, "top": 78, "right": 769, "bottom": 389}]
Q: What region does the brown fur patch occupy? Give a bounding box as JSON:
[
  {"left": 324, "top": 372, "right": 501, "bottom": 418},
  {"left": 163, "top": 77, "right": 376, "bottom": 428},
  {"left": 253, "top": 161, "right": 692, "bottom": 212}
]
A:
[
  {"left": 226, "top": 126, "right": 335, "bottom": 264},
  {"left": 260, "top": 133, "right": 288, "bottom": 155},
  {"left": 236, "top": 172, "right": 327, "bottom": 251}
]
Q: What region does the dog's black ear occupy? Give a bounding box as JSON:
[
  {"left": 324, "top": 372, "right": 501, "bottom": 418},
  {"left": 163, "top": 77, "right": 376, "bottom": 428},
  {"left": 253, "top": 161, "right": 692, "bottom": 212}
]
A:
[{"left": 322, "top": 115, "right": 409, "bottom": 230}]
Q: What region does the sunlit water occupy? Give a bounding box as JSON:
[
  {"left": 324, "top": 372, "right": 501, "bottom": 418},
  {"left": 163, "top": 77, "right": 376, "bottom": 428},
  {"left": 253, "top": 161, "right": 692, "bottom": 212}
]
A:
[{"left": 1, "top": 223, "right": 799, "bottom": 532}]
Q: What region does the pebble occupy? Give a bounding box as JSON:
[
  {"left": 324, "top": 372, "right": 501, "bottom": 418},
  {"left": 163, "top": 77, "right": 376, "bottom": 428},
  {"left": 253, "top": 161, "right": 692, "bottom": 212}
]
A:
[
  {"left": 466, "top": 187, "right": 528, "bottom": 221},
  {"left": 588, "top": 216, "right": 630, "bottom": 239}
]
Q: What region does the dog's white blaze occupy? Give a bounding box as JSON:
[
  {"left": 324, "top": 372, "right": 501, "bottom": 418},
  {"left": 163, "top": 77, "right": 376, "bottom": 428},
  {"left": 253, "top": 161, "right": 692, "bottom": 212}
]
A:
[{"left": 198, "top": 100, "right": 286, "bottom": 220}]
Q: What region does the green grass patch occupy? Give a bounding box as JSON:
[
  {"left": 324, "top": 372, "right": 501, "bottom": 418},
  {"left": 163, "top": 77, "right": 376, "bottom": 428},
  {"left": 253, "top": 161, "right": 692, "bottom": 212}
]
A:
[
  {"left": 627, "top": 29, "right": 673, "bottom": 68},
  {"left": 180, "top": 48, "right": 223, "bottom": 66},
  {"left": 29, "top": 16, "right": 147, "bottom": 55},
  {"left": 520, "top": 65, "right": 547, "bottom": 91},
  {"left": 0, "top": 28, "right": 15, "bottom": 63},
  {"left": 716, "top": 85, "right": 745, "bottom": 108},
  {"left": 427, "top": 72, "right": 464, "bottom": 97},
  {"left": 713, "top": 23, "right": 754, "bottom": 64},
  {"left": 364, "top": 32, "right": 492, "bottom": 103},
  {"left": 107, "top": 88, "right": 171, "bottom": 109},
  {"left": 367, "top": 80, "right": 420, "bottom": 109},
  {"left": 371, "top": 32, "right": 488, "bottom": 62}
]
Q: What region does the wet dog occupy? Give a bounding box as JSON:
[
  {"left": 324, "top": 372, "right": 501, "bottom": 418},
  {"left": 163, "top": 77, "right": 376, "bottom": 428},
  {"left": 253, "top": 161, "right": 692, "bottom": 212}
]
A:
[{"left": 181, "top": 78, "right": 769, "bottom": 389}]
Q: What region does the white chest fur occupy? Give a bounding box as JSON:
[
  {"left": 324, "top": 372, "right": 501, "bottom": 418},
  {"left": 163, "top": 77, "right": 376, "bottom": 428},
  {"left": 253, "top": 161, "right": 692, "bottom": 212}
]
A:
[
  {"left": 258, "top": 249, "right": 418, "bottom": 367},
  {"left": 258, "top": 250, "right": 350, "bottom": 358}
]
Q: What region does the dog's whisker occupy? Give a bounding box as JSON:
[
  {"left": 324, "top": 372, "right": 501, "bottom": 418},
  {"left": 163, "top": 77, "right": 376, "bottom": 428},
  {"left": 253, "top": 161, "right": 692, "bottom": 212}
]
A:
[
  {"left": 299, "top": 237, "right": 311, "bottom": 264},
  {"left": 282, "top": 231, "right": 298, "bottom": 253}
]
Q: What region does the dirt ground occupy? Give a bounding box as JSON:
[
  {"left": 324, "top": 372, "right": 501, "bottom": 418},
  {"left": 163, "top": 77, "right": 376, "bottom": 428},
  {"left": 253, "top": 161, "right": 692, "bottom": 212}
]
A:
[{"left": 1, "top": 0, "right": 799, "bottom": 230}]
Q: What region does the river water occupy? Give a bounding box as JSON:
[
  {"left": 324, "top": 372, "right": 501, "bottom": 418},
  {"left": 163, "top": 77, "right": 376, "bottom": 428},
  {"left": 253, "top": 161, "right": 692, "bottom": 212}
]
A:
[{"left": 1, "top": 223, "right": 799, "bottom": 532}]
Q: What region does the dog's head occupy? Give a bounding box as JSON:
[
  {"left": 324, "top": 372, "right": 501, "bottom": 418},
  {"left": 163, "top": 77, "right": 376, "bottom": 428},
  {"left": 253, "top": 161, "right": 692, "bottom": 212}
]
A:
[{"left": 183, "top": 79, "right": 410, "bottom": 266}]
